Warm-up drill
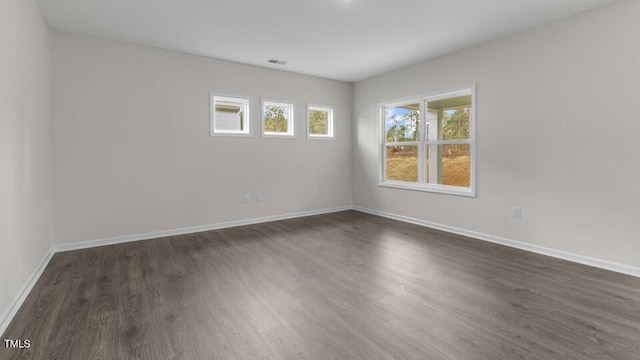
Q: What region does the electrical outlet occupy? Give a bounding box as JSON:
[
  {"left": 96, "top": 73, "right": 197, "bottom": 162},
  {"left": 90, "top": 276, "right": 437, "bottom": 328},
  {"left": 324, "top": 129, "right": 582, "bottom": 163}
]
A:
[
  {"left": 256, "top": 193, "right": 262, "bottom": 201},
  {"left": 243, "top": 193, "right": 250, "bottom": 203},
  {"left": 512, "top": 207, "right": 522, "bottom": 218}
]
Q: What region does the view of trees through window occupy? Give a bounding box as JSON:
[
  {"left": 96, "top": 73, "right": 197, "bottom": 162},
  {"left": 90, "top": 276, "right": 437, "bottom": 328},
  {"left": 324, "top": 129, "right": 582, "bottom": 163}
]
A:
[
  {"left": 385, "top": 106, "right": 420, "bottom": 143},
  {"left": 442, "top": 107, "right": 470, "bottom": 140},
  {"left": 385, "top": 104, "right": 420, "bottom": 182},
  {"left": 384, "top": 92, "right": 472, "bottom": 189},
  {"left": 437, "top": 107, "right": 471, "bottom": 187},
  {"left": 308, "top": 105, "right": 333, "bottom": 137},
  {"left": 309, "top": 110, "right": 328, "bottom": 135},
  {"left": 264, "top": 104, "right": 289, "bottom": 133}
]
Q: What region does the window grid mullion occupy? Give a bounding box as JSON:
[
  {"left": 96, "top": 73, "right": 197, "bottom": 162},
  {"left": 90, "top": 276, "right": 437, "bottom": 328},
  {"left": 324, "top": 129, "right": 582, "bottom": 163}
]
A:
[
  {"left": 384, "top": 141, "right": 420, "bottom": 146},
  {"left": 425, "top": 140, "right": 471, "bottom": 145}
]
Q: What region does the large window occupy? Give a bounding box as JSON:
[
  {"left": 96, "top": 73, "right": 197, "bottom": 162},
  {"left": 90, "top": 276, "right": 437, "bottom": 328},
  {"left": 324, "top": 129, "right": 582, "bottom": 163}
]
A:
[
  {"left": 262, "top": 100, "right": 295, "bottom": 138},
  {"left": 380, "top": 87, "right": 475, "bottom": 196},
  {"left": 210, "top": 95, "right": 251, "bottom": 136}
]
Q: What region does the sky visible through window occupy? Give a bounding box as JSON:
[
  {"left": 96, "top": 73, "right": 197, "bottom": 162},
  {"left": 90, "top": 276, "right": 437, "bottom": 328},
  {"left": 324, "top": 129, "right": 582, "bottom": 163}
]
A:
[
  {"left": 386, "top": 108, "right": 458, "bottom": 133},
  {"left": 385, "top": 106, "right": 421, "bottom": 141}
]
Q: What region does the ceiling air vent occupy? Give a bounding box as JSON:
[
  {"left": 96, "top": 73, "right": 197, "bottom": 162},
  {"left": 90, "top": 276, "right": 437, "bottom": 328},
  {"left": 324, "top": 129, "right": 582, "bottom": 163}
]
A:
[{"left": 267, "top": 59, "right": 288, "bottom": 65}]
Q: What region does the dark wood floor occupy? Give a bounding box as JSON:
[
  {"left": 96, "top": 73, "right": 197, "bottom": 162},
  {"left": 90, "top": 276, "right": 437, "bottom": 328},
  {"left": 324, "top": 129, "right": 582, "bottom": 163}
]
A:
[{"left": 2, "top": 211, "right": 639, "bottom": 360}]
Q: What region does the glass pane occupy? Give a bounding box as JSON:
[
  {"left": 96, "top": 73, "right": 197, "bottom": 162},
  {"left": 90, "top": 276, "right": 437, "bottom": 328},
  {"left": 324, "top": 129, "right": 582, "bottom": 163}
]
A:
[
  {"left": 214, "top": 98, "right": 247, "bottom": 132},
  {"left": 426, "top": 92, "right": 472, "bottom": 141},
  {"left": 384, "top": 103, "right": 420, "bottom": 142},
  {"left": 386, "top": 146, "right": 418, "bottom": 182},
  {"left": 441, "top": 106, "right": 471, "bottom": 140},
  {"left": 309, "top": 109, "right": 329, "bottom": 135},
  {"left": 264, "top": 104, "right": 290, "bottom": 133},
  {"left": 440, "top": 144, "right": 471, "bottom": 187}
]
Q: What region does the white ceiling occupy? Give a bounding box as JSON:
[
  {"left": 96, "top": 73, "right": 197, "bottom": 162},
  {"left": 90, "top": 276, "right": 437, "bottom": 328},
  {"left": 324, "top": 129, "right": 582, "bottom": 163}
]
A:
[{"left": 37, "top": 0, "right": 619, "bottom": 82}]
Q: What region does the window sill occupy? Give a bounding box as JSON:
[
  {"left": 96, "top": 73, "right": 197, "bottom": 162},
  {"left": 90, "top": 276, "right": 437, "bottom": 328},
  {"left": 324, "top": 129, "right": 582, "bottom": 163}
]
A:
[
  {"left": 307, "top": 135, "right": 335, "bottom": 140},
  {"left": 261, "top": 133, "right": 296, "bottom": 139},
  {"left": 210, "top": 132, "right": 252, "bottom": 137},
  {"left": 377, "top": 181, "right": 476, "bottom": 197}
]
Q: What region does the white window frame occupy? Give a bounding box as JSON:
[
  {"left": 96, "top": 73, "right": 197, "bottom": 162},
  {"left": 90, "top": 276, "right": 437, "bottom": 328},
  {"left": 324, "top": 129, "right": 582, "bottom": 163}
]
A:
[
  {"left": 307, "top": 104, "right": 335, "bottom": 139},
  {"left": 262, "top": 100, "right": 295, "bottom": 138},
  {"left": 210, "top": 94, "right": 251, "bottom": 137},
  {"left": 378, "top": 85, "right": 476, "bottom": 197}
]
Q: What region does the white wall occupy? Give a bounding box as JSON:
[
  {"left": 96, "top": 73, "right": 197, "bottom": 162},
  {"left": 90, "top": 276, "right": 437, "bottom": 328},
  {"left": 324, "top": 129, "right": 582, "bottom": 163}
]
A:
[
  {"left": 353, "top": 0, "right": 640, "bottom": 269},
  {"left": 0, "top": 0, "right": 52, "bottom": 330},
  {"left": 52, "top": 32, "right": 353, "bottom": 245}
]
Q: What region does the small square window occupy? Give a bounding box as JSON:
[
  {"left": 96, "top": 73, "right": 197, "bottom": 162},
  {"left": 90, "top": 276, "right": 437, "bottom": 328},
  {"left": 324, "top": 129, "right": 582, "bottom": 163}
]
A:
[
  {"left": 307, "top": 104, "right": 334, "bottom": 139},
  {"left": 210, "top": 94, "right": 250, "bottom": 136},
  {"left": 262, "top": 100, "right": 295, "bottom": 137}
]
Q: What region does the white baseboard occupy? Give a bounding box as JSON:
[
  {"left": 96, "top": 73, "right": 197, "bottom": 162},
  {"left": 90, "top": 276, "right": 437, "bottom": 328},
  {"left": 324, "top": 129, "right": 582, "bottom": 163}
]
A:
[
  {"left": 0, "top": 249, "right": 54, "bottom": 337},
  {"left": 53, "top": 206, "right": 354, "bottom": 253},
  {"left": 354, "top": 206, "right": 640, "bottom": 278},
  {"left": 52, "top": 204, "right": 640, "bottom": 277}
]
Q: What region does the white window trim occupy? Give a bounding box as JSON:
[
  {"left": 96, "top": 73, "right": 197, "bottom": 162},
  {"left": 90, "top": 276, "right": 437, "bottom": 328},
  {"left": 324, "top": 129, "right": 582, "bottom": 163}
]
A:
[
  {"left": 210, "top": 93, "right": 252, "bottom": 137},
  {"left": 307, "top": 103, "right": 335, "bottom": 140},
  {"left": 378, "top": 84, "right": 477, "bottom": 197},
  {"left": 262, "top": 99, "right": 296, "bottom": 138}
]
